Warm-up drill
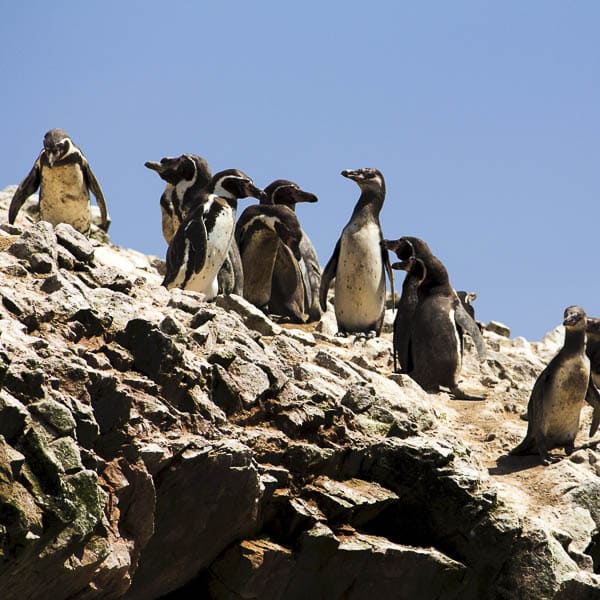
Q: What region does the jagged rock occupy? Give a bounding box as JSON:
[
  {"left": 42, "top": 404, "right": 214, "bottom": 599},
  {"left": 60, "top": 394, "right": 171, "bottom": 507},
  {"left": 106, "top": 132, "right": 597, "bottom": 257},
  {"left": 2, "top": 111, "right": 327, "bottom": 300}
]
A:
[
  {"left": 125, "top": 439, "right": 263, "bottom": 600},
  {"left": 486, "top": 320, "right": 511, "bottom": 337},
  {"left": 0, "top": 186, "right": 598, "bottom": 599},
  {"left": 216, "top": 294, "right": 282, "bottom": 336},
  {"left": 55, "top": 223, "right": 95, "bottom": 263},
  {"left": 8, "top": 221, "right": 58, "bottom": 273}
]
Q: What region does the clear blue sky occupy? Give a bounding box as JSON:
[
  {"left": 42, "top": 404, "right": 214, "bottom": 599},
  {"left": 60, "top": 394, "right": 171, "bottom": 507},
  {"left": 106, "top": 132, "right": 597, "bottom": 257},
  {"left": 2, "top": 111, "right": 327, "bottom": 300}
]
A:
[{"left": 2, "top": 2, "right": 599, "bottom": 341}]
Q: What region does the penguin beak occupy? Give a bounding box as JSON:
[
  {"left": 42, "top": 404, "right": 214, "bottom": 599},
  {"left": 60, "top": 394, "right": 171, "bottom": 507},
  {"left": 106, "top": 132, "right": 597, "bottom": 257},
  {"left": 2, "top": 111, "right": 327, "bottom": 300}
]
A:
[
  {"left": 382, "top": 239, "right": 400, "bottom": 253},
  {"left": 391, "top": 258, "right": 414, "bottom": 271},
  {"left": 144, "top": 161, "right": 163, "bottom": 172},
  {"left": 294, "top": 190, "right": 318, "bottom": 204},
  {"left": 246, "top": 183, "right": 266, "bottom": 201},
  {"left": 341, "top": 169, "right": 360, "bottom": 181},
  {"left": 563, "top": 308, "right": 584, "bottom": 327}
]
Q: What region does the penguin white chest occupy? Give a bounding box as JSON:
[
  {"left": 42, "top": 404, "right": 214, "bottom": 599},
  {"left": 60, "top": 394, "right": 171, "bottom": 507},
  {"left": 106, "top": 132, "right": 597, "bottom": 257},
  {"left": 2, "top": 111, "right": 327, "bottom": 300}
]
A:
[
  {"left": 543, "top": 355, "right": 590, "bottom": 441},
  {"left": 335, "top": 221, "right": 385, "bottom": 330},
  {"left": 186, "top": 200, "right": 234, "bottom": 298},
  {"left": 39, "top": 164, "right": 91, "bottom": 232}
]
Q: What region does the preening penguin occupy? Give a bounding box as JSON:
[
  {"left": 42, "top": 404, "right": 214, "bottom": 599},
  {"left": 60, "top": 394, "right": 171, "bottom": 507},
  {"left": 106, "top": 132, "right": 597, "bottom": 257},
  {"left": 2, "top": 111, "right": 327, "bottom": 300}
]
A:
[
  {"left": 144, "top": 154, "right": 211, "bottom": 244},
  {"left": 387, "top": 237, "right": 485, "bottom": 400},
  {"left": 263, "top": 180, "right": 322, "bottom": 321},
  {"left": 162, "top": 169, "right": 264, "bottom": 299},
  {"left": 319, "top": 168, "right": 393, "bottom": 337},
  {"left": 235, "top": 199, "right": 306, "bottom": 322},
  {"left": 510, "top": 306, "right": 600, "bottom": 464},
  {"left": 9, "top": 129, "right": 110, "bottom": 234}
]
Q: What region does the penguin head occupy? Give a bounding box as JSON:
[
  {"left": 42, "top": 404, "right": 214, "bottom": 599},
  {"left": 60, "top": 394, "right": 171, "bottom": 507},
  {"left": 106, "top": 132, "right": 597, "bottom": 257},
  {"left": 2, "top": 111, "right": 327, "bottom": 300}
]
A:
[
  {"left": 211, "top": 169, "right": 265, "bottom": 201},
  {"left": 145, "top": 154, "right": 211, "bottom": 186},
  {"left": 587, "top": 317, "right": 600, "bottom": 338},
  {"left": 457, "top": 291, "right": 478, "bottom": 304},
  {"left": 341, "top": 168, "right": 385, "bottom": 194},
  {"left": 563, "top": 306, "right": 587, "bottom": 329},
  {"left": 392, "top": 256, "right": 427, "bottom": 283},
  {"left": 263, "top": 180, "right": 318, "bottom": 207},
  {"left": 43, "top": 129, "right": 72, "bottom": 167},
  {"left": 383, "top": 238, "right": 414, "bottom": 260}
]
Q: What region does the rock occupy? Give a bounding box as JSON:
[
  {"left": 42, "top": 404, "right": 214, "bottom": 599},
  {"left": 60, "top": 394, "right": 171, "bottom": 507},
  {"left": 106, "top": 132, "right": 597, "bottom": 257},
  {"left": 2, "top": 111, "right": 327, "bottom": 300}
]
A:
[
  {"left": 125, "top": 440, "right": 263, "bottom": 600},
  {"left": 486, "top": 320, "right": 511, "bottom": 337},
  {"left": 216, "top": 294, "right": 282, "bottom": 336},
  {"left": 54, "top": 223, "right": 95, "bottom": 262},
  {"left": 8, "top": 221, "right": 58, "bottom": 273}
]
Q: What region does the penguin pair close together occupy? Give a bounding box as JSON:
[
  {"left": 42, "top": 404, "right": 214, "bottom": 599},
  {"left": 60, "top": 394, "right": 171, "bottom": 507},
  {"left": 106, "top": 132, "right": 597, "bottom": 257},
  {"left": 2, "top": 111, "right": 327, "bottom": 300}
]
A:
[{"left": 145, "top": 155, "right": 321, "bottom": 322}]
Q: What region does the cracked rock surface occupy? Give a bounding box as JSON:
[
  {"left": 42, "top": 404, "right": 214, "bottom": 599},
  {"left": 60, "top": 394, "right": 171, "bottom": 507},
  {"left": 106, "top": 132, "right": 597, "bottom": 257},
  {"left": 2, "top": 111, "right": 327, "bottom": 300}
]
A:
[{"left": 0, "top": 186, "right": 599, "bottom": 600}]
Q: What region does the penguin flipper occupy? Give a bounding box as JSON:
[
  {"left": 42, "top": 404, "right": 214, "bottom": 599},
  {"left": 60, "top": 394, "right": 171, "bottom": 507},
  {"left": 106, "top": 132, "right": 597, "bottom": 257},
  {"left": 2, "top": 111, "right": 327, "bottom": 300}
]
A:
[
  {"left": 319, "top": 239, "right": 340, "bottom": 312},
  {"left": 8, "top": 159, "right": 41, "bottom": 224},
  {"left": 84, "top": 161, "right": 110, "bottom": 231},
  {"left": 228, "top": 239, "right": 244, "bottom": 296},
  {"left": 382, "top": 240, "right": 395, "bottom": 312},
  {"left": 510, "top": 373, "right": 546, "bottom": 455},
  {"left": 585, "top": 378, "right": 600, "bottom": 437},
  {"left": 455, "top": 301, "right": 486, "bottom": 360},
  {"left": 162, "top": 216, "right": 207, "bottom": 288}
]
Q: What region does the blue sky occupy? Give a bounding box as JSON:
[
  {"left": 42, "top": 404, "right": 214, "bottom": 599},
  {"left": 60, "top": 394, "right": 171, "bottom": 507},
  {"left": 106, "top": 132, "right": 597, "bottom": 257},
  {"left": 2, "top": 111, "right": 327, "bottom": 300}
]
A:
[{"left": 2, "top": 2, "right": 599, "bottom": 340}]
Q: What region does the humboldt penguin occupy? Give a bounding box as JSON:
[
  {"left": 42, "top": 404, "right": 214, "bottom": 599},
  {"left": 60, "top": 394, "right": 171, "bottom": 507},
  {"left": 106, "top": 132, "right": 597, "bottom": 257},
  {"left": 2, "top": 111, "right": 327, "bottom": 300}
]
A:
[
  {"left": 388, "top": 237, "right": 485, "bottom": 400},
  {"left": 235, "top": 200, "right": 306, "bottom": 322},
  {"left": 456, "top": 291, "right": 478, "bottom": 321},
  {"left": 510, "top": 306, "right": 600, "bottom": 464},
  {"left": 586, "top": 317, "right": 600, "bottom": 390},
  {"left": 144, "top": 154, "right": 211, "bottom": 243},
  {"left": 319, "top": 168, "right": 393, "bottom": 337},
  {"left": 162, "top": 169, "right": 264, "bottom": 299},
  {"left": 145, "top": 154, "right": 243, "bottom": 295},
  {"left": 9, "top": 129, "right": 110, "bottom": 234},
  {"left": 383, "top": 237, "right": 433, "bottom": 373},
  {"left": 262, "top": 179, "right": 321, "bottom": 321}
]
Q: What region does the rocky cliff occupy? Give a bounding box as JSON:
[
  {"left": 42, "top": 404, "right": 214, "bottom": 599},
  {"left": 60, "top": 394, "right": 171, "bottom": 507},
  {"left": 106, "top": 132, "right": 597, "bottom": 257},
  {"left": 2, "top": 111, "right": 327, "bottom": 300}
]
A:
[{"left": 0, "top": 186, "right": 599, "bottom": 600}]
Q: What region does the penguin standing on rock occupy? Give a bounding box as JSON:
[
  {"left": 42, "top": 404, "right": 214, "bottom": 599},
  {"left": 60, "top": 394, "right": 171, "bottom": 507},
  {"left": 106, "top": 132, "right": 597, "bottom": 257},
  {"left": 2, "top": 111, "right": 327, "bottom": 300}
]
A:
[
  {"left": 262, "top": 179, "right": 321, "bottom": 321},
  {"left": 585, "top": 317, "right": 600, "bottom": 390},
  {"left": 145, "top": 154, "right": 244, "bottom": 295},
  {"left": 319, "top": 168, "right": 393, "bottom": 337},
  {"left": 9, "top": 129, "right": 110, "bottom": 234},
  {"left": 387, "top": 237, "right": 486, "bottom": 400},
  {"left": 162, "top": 169, "right": 264, "bottom": 299},
  {"left": 510, "top": 306, "right": 600, "bottom": 464}
]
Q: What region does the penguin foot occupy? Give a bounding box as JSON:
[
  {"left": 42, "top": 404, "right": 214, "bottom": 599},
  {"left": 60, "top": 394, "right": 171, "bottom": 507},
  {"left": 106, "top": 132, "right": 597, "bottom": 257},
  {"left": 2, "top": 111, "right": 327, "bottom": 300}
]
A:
[
  {"left": 564, "top": 443, "right": 575, "bottom": 456},
  {"left": 335, "top": 331, "right": 348, "bottom": 338},
  {"left": 451, "top": 386, "right": 486, "bottom": 401}
]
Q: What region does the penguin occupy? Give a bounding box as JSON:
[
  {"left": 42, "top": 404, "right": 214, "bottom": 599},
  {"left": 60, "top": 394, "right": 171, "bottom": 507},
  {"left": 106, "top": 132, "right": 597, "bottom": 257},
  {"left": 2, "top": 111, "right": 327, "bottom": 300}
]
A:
[
  {"left": 383, "top": 237, "right": 430, "bottom": 373},
  {"left": 235, "top": 201, "right": 306, "bottom": 322},
  {"left": 456, "top": 291, "right": 477, "bottom": 321},
  {"left": 145, "top": 154, "right": 244, "bottom": 295},
  {"left": 384, "top": 236, "right": 485, "bottom": 378},
  {"left": 586, "top": 317, "right": 600, "bottom": 390},
  {"left": 319, "top": 168, "right": 394, "bottom": 337},
  {"left": 8, "top": 129, "right": 110, "bottom": 234},
  {"left": 262, "top": 179, "right": 321, "bottom": 321},
  {"left": 510, "top": 306, "right": 600, "bottom": 464},
  {"left": 387, "top": 237, "right": 485, "bottom": 400},
  {"left": 162, "top": 169, "right": 264, "bottom": 299},
  {"left": 144, "top": 154, "right": 211, "bottom": 244}
]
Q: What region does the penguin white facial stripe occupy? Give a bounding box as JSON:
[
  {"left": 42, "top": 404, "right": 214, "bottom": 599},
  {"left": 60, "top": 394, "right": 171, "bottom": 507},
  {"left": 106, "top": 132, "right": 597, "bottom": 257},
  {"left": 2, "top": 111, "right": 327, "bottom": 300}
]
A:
[
  {"left": 213, "top": 176, "right": 250, "bottom": 199},
  {"left": 271, "top": 184, "right": 298, "bottom": 198}
]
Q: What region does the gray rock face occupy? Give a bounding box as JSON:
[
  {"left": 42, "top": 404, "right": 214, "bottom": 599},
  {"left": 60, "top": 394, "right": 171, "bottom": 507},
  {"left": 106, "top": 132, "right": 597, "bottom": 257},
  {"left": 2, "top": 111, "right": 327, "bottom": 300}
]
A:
[{"left": 0, "top": 185, "right": 598, "bottom": 599}]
